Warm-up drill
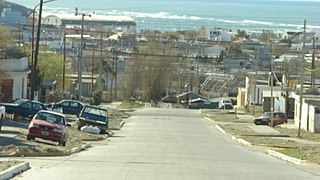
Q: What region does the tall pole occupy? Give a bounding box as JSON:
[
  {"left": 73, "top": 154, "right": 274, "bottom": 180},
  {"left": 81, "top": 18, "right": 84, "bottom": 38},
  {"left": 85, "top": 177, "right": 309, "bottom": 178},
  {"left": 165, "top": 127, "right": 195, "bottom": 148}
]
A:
[
  {"left": 62, "top": 31, "right": 66, "bottom": 92},
  {"left": 30, "top": 0, "right": 55, "bottom": 100},
  {"left": 75, "top": 9, "right": 91, "bottom": 101},
  {"left": 99, "top": 32, "right": 103, "bottom": 90},
  {"left": 298, "top": 19, "right": 307, "bottom": 137},
  {"left": 115, "top": 51, "right": 118, "bottom": 100},
  {"left": 91, "top": 45, "right": 95, "bottom": 98},
  {"left": 311, "top": 36, "right": 316, "bottom": 87},
  {"left": 30, "top": 0, "right": 44, "bottom": 100},
  {"left": 270, "top": 39, "right": 274, "bottom": 126}
]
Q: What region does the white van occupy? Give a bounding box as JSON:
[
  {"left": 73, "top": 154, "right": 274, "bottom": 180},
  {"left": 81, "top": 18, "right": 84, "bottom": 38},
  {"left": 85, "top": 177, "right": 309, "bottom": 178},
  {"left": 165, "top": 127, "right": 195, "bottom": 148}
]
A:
[{"left": 218, "top": 99, "right": 233, "bottom": 109}]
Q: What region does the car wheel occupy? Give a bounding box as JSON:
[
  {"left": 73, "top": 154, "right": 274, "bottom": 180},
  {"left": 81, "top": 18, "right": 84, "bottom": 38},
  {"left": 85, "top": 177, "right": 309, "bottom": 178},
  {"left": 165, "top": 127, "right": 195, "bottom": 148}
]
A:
[
  {"left": 0, "top": 115, "right": 3, "bottom": 131},
  {"left": 59, "top": 140, "right": 66, "bottom": 146},
  {"left": 13, "top": 112, "right": 22, "bottom": 121},
  {"left": 267, "top": 121, "right": 271, "bottom": 126},
  {"left": 27, "top": 134, "right": 34, "bottom": 141},
  {"left": 254, "top": 120, "right": 261, "bottom": 125}
]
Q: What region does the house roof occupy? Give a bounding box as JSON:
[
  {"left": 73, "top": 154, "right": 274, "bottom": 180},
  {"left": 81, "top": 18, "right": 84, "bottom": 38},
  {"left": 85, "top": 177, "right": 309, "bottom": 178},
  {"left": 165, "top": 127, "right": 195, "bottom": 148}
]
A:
[
  {"left": 305, "top": 99, "right": 320, "bottom": 107},
  {"left": 45, "top": 14, "right": 134, "bottom": 23}
]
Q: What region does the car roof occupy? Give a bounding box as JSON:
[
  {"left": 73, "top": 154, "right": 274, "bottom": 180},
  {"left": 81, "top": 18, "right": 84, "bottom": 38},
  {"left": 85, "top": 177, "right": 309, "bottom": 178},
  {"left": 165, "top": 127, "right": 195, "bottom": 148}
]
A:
[
  {"left": 37, "top": 110, "right": 66, "bottom": 117},
  {"left": 15, "top": 99, "right": 45, "bottom": 105},
  {"left": 83, "top": 105, "right": 107, "bottom": 111},
  {"left": 60, "top": 99, "right": 84, "bottom": 104}
]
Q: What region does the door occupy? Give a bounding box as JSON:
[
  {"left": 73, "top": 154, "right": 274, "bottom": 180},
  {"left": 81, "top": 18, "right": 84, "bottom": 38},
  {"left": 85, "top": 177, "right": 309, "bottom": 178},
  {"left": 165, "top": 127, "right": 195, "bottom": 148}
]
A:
[{"left": 0, "top": 79, "right": 13, "bottom": 102}]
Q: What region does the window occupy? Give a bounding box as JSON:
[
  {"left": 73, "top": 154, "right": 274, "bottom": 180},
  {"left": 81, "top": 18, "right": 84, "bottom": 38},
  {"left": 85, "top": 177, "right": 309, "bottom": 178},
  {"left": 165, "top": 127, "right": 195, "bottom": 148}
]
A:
[
  {"left": 33, "top": 103, "right": 42, "bottom": 111},
  {"left": 61, "top": 101, "right": 69, "bottom": 106},
  {"left": 70, "top": 102, "right": 79, "bottom": 107},
  {"left": 21, "top": 102, "right": 32, "bottom": 109}
]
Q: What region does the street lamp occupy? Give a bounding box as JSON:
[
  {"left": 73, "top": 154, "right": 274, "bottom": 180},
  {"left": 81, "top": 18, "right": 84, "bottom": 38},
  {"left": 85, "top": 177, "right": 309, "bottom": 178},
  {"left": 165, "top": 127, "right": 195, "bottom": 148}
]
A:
[{"left": 30, "top": 0, "right": 56, "bottom": 100}]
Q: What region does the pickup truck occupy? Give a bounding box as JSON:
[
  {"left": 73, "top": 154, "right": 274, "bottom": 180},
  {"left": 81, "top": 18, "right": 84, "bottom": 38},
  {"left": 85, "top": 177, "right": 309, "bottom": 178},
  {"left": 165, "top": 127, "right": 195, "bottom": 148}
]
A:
[{"left": 0, "top": 105, "right": 5, "bottom": 130}]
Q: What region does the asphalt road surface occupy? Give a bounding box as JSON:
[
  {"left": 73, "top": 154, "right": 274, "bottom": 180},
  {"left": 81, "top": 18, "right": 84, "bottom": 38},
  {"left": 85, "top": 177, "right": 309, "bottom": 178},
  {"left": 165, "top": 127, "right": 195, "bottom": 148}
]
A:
[{"left": 12, "top": 108, "right": 320, "bottom": 180}]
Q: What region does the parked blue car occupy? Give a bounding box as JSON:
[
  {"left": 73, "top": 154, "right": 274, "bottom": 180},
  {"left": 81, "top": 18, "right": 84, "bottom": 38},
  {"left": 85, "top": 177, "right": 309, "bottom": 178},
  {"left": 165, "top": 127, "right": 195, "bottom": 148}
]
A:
[
  {"left": 0, "top": 99, "right": 47, "bottom": 119},
  {"left": 77, "top": 105, "right": 108, "bottom": 133},
  {"left": 47, "top": 100, "right": 84, "bottom": 117}
]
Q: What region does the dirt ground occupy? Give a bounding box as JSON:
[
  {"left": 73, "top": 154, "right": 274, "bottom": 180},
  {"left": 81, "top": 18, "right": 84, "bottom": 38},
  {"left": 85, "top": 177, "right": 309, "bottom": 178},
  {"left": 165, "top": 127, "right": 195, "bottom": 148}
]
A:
[
  {"left": 0, "top": 107, "right": 129, "bottom": 172},
  {"left": 203, "top": 109, "right": 320, "bottom": 164}
]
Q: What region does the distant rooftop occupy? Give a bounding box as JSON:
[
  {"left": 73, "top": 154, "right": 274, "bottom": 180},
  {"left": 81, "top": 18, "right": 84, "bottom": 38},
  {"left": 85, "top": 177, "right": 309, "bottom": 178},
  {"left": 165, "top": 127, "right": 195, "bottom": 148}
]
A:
[{"left": 45, "top": 13, "right": 134, "bottom": 23}]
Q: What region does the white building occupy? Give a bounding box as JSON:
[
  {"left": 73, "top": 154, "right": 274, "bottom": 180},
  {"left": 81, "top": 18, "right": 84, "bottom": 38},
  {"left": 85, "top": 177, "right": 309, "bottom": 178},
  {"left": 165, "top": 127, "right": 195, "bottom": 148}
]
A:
[
  {"left": 292, "top": 92, "right": 320, "bottom": 133},
  {"left": 43, "top": 14, "right": 136, "bottom": 34},
  {"left": 206, "top": 29, "right": 232, "bottom": 42},
  {"left": 0, "top": 57, "right": 30, "bottom": 102}
]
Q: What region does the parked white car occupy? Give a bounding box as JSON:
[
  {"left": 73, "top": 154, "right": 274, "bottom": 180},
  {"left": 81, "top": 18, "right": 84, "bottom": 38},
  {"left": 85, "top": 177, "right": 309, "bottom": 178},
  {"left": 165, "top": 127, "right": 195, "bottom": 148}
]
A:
[{"left": 218, "top": 99, "right": 233, "bottom": 109}]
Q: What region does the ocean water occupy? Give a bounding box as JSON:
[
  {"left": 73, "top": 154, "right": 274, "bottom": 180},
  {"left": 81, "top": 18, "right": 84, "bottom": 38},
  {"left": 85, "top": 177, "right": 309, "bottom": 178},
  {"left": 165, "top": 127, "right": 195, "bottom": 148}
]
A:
[{"left": 9, "top": 0, "right": 320, "bottom": 33}]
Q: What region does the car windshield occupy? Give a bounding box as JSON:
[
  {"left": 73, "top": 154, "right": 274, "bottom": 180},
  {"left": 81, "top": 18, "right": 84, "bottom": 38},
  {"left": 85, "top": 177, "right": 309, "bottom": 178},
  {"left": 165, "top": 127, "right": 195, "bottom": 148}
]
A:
[
  {"left": 262, "top": 112, "right": 272, "bottom": 118},
  {"left": 13, "top": 99, "right": 27, "bottom": 105},
  {"left": 35, "top": 112, "right": 65, "bottom": 125},
  {"left": 83, "top": 107, "right": 107, "bottom": 117}
]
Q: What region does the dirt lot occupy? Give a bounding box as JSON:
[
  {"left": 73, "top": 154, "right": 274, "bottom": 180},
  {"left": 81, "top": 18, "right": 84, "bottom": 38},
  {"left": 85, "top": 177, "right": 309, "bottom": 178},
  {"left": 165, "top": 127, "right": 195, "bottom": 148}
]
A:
[
  {"left": 0, "top": 107, "right": 129, "bottom": 172},
  {"left": 202, "top": 108, "right": 320, "bottom": 164}
]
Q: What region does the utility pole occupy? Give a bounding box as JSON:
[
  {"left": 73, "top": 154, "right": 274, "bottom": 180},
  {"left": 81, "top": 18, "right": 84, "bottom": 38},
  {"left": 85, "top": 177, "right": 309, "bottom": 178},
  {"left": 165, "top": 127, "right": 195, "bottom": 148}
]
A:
[
  {"left": 62, "top": 31, "right": 66, "bottom": 93},
  {"left": 30, "top": 0, "right": 44, "bottom": 100},
  {"left": 253, "top": 47, "right": 259, "bottom": 115},
  {"left": 75, "top": 8, "right": 91, "bottom": 101},
  {"left": 311, "top": 36, "right": 316, "bottom": 87},
  {"left": 298, "top": 19, "right": 307, "bottom": 137},
  {"left": 98, "top": 32, "right": 103, "bottom": 90},
  {"left": 110, "top": 50, "right": 115, "bottom": 101},
  {"left": 91, "top": 45, "right": 95, "bottom": 98},
  {"left": 115, "top": 51, "right": 118, "bottom": 101},
  {"left": 270, "top": 39, "right": 274, "bottom": 126}
]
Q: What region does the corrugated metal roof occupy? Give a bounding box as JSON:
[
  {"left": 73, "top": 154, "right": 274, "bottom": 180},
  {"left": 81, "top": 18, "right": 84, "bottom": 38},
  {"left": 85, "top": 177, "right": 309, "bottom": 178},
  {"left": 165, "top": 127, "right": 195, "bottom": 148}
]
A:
[{"left": 45, "top": 13, "right": 134, "bottom": 22}]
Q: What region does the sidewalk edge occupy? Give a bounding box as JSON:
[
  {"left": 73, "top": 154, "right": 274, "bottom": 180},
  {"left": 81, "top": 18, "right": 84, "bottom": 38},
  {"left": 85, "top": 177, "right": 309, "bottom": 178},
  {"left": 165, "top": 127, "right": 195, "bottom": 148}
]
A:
[{"left": 0, "top": 161, "right": 30, "bottom": 179}]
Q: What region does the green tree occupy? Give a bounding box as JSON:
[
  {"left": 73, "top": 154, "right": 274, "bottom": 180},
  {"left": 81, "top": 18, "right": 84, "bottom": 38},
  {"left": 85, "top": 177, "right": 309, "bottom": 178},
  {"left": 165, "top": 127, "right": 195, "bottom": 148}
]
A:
[
  {"left": 37, "top": 46, "right": 71, "bottom": 92},
  {"left": 236, "top": 29, "right": 247, "bottom": 38},
  {"left": 0, "top": 25, "right": 13, "bottom": 49}
]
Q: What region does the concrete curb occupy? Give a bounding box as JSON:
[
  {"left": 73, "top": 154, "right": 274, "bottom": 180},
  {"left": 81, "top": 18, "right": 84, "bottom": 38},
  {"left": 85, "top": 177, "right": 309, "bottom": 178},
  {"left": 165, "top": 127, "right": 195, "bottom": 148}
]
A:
[
  {"left": 71, "top": 143, "right": 92, "bottom": 154},
  {"left": 267, "top": 149, "right": 308, "bottom": 165},
  {"left": 231, "top": 136, "right": 252, "bottom": 146},
  {"left": 204, "top": 117, "right": 212, "bottom": 122},
  {"left": 206, "top": 116, "right": 311, "bottom": 166},
  {"left": 119, "top": 120, "right": 125, "bottom": 129},
  {"left": 214, "top": 124, "right": 252, "bottom": 146},
  {"left": 215, "top": 125, "right": 226, "bottom": 134},
  {"left": 0, "top": 161, "right": 29, "bottom": 179},
  {"left": 0, "top": 143, "right": 93, "bottom": 157}
]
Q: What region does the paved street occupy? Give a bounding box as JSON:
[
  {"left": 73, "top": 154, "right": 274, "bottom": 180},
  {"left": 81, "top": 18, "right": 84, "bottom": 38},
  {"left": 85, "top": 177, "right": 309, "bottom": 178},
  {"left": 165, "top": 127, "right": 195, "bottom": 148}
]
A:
[{"left": 10, "top": 108, "right": 320, "bottom": 179}]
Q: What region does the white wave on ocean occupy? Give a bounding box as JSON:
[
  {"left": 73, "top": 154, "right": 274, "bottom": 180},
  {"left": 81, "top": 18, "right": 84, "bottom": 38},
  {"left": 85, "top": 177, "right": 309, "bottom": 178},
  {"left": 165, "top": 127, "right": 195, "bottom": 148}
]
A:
[{"left": 42, "top": 7, "right": 320, "bottom": 32}]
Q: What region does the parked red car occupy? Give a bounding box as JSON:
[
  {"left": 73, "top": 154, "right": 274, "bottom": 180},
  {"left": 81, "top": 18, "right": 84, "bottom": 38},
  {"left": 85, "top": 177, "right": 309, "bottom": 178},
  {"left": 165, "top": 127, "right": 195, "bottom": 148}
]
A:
[
  {"left": 27, "top": 110, "right": 70, "bottom": 146},
  {"left": 254, "top": 112, "right": 288, "bottom": 126}
]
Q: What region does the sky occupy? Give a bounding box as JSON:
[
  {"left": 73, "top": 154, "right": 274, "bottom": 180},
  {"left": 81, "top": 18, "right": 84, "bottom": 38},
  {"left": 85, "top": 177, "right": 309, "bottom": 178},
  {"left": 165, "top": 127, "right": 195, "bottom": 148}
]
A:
[{"left": 7, "top": 0, "right": 320, "bottom": 9}]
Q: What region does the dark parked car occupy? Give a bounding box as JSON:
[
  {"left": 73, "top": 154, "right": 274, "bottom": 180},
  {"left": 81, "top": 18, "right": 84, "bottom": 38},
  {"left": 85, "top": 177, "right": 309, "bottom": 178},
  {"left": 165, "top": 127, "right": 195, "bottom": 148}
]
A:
[
  {"left": 77, "top": 105, "right": 108, "bottom": 134},
  {"left": 254, "top": 112, "right": 288, "bottom": 126},
  {"left": 47, "top": 100, "right": 84, "bottom": 116},
  {"left": 27, "top": 110, "right": 70, "bottom": 146},
  {"left": 0, "top": 99, "right": 47, "bottom": 119}
]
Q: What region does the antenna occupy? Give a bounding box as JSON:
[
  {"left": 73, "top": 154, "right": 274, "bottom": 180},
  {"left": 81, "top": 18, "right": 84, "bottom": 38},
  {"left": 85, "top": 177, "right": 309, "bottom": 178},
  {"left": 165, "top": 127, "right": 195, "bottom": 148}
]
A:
[{"left": 75, "top": 7, "right": 78, "bottom": 15}]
